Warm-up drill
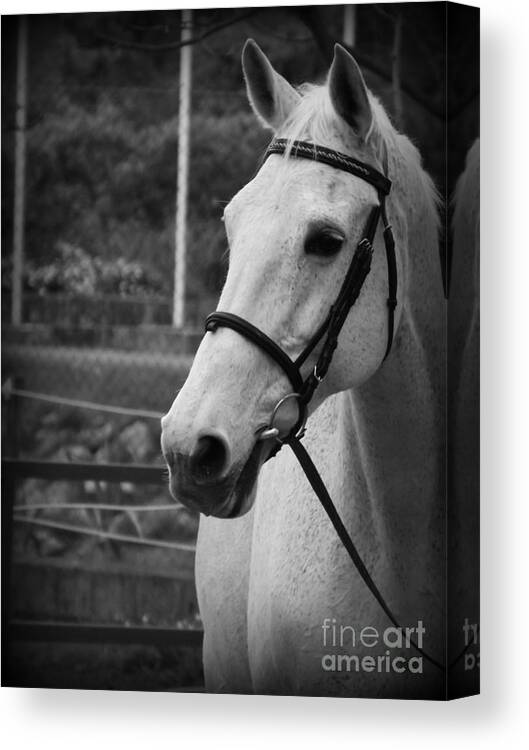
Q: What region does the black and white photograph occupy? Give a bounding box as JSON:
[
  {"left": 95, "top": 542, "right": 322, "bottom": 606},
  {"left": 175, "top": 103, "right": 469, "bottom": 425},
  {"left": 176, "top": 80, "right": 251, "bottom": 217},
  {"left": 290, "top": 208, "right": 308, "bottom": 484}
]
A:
[{"left": 2, "top": 2, "right": 479, "bottom": 701}]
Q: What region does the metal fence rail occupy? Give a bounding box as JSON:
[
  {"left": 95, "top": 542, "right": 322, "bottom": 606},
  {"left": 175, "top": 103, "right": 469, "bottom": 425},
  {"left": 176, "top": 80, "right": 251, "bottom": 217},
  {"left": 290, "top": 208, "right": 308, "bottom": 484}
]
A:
[{"left": 4, "top": 458, "right": 166, "bottom": 483}]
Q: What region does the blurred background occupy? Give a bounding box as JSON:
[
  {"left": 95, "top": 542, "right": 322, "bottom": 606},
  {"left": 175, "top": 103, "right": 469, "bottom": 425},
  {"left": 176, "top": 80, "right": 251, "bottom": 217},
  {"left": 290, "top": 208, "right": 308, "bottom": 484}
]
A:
[{"left": 1, "top": 4, "right": 479, "bottom": 691}]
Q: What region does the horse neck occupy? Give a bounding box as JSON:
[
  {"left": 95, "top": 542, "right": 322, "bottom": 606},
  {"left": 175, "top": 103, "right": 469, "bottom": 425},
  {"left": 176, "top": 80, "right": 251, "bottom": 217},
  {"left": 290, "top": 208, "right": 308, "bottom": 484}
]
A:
[{"left": 342, "top": 196, "right": 446, "bottom": 608}]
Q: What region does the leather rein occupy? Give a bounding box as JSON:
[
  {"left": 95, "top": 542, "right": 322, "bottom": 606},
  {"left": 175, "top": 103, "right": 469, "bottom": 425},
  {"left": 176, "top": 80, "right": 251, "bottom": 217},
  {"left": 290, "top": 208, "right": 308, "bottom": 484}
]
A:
[{"left": 204, "top": 139, "right": 455, "bottom": 672}]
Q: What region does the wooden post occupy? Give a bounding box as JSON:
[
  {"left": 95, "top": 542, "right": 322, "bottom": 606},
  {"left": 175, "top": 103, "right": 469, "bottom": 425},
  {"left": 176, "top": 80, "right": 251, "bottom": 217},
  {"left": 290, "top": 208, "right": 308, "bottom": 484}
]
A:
[
  {"left": 11, "top": 16, "right": 28, "bottom": 326},
  {"left": 172, "top": 9, "right": 193, "bottom": 329},
  {"left": 343, "top": 5, "right": 356, "bottom": 48}
]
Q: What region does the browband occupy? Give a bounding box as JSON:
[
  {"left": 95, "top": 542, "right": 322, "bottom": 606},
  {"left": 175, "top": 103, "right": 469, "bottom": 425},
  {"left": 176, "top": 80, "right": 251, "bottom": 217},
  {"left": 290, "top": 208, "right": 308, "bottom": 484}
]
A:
[{"left": 265, "top": 138, "right": 392, "bottom": 196}]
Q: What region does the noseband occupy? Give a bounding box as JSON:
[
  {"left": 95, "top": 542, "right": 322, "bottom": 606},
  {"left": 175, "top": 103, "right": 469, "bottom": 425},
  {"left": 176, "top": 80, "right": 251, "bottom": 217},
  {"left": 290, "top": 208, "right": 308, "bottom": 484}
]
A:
[
  {"left": 206, "top": 139, "right": 397, "bottom": 445},
  {"left": 202, "top": 139, "right": 463, "bottom": 672}
]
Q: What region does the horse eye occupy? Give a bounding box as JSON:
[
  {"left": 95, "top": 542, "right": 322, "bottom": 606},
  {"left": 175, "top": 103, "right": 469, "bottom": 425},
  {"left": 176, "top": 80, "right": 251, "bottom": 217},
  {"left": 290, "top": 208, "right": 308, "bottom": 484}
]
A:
[{"left": 305, "top": 228, "right": 344, "bottom": 257}]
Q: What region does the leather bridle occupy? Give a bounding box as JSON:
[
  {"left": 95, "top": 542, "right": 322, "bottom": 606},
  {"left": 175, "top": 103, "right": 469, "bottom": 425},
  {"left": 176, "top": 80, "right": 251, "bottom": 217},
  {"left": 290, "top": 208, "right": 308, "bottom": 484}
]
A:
[
  {"left": 206, "top": 139, "right": 397, "bottom": 445},
  {"left": 203, "top": 139, "right": 466, "bottom": 672}
]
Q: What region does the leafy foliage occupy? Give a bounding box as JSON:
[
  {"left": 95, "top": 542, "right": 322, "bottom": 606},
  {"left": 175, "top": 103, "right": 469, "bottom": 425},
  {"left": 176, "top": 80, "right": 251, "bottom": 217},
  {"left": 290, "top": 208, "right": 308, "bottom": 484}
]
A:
[
  {"left": 1, "top": 8, "right": 477, "bottom": 320},
  {"left": 24, "top": 242, "right": 163, "bottom": 296}
]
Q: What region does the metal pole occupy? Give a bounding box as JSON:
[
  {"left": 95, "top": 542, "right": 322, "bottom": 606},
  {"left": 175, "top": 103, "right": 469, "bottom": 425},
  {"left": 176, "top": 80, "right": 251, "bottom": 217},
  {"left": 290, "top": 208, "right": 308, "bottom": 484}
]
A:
[
  {"left": 343, "top": 5, "right": 356, "bottom": 48},
  {"left": 172, "top": 9, "right": 193, "bottom": 329},
  {"left": 11, "top": 16, "right": 28, "bottom": 326}
]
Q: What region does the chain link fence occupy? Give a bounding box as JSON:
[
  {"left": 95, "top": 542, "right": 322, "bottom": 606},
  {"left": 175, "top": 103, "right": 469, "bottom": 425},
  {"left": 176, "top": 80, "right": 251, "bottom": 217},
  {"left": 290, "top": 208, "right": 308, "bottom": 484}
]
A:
[{"left": 1, "top": 9, "right": 325, "bottom": 438}]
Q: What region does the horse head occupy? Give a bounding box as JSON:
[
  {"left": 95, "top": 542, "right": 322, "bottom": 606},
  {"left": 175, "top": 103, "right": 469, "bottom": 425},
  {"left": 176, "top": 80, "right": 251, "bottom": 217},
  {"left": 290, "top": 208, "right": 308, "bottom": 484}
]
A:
[{"left": 161, "top": 41, "right": 414, "bottom": 518}]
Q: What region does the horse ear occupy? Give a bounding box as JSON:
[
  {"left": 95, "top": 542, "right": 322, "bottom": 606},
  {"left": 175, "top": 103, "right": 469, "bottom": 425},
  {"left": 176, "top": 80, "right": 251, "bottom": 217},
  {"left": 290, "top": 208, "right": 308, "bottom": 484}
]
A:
[
  {"left": 242, "top": 39, "right": 300, "bottom": 131},
  {"left": 328, "top": 44, "right": 372, "bottom": 139}
]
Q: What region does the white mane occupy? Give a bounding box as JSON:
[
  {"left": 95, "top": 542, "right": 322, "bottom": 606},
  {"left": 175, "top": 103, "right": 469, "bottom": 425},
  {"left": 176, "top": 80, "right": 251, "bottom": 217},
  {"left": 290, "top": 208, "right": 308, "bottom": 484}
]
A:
[{"left": 279, "top": 82, "right": 441, "bottom": 241}]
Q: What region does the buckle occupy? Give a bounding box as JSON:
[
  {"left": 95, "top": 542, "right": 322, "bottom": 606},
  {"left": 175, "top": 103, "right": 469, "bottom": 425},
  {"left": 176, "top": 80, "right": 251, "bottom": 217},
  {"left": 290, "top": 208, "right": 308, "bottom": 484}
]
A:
[
  {"left": 312, "top": 364, "right": 324, "bottom": 383},
  {"left": 357, "top": 238, "right": 373, "bottom": 253}
]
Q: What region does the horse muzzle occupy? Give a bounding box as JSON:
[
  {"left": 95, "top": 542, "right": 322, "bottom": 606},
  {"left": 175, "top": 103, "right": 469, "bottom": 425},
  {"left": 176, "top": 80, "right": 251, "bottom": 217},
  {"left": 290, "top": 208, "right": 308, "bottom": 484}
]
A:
[{"left": 161, "top": 417, "right": 272, "bottom": 517}]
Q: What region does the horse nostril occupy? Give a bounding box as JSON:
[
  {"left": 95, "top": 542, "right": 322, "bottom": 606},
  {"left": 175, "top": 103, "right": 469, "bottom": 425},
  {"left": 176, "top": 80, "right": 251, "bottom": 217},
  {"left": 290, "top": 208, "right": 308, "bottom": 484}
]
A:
[{"left": 189, "top": 433, "right": 230, "bottom": 484}]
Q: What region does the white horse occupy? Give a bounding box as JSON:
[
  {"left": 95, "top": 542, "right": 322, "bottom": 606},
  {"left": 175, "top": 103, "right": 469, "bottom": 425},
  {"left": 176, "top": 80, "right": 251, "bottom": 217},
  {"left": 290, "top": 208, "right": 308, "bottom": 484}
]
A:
[{"left": 161, "top": 41, "right": 445, "bottom": 698}]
